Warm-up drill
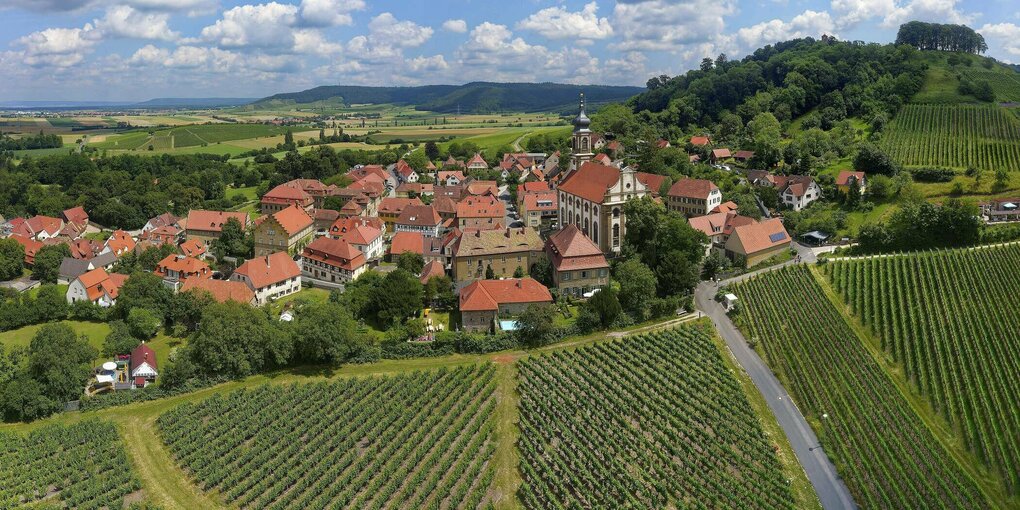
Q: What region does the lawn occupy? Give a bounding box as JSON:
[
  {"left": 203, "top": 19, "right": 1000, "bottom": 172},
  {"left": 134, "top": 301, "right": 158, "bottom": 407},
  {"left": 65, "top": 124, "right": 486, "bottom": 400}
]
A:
[
  {"left": 269, "top": 286, "right": 331, "bottom": 315},
  {"left": 0, "top": 320, "right": 110, "bottom": 364},
  {"left": 225, "top": 185, "right": 258, "bottom": 201}
]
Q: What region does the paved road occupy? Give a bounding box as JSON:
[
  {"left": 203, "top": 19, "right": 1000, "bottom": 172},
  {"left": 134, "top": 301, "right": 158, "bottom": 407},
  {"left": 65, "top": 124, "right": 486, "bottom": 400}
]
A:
[{"left": 695, "top": 281, "right": 857, "bottom": 510}]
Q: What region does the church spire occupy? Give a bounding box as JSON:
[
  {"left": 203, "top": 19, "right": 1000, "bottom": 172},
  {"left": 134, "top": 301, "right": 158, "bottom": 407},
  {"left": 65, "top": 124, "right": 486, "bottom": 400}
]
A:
[{"left": 570, "top": 92, "right": 593, "bottom": 171}]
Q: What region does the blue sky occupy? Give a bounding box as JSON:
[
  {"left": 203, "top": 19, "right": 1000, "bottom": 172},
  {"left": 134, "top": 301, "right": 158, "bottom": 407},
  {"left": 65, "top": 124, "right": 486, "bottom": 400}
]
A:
[{"left": 1, "top": 0, "right": 1018, "bottom": 101}]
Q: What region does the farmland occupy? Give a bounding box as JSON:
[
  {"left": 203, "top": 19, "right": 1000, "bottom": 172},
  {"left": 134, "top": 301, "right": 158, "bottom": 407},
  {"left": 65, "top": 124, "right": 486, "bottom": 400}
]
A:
[
  {"left": 880, "top": 104, "right": 1020, "bottom": 171},
  {"left": 736, "top": 266, "right": 990, "bottom": 509},
  {"left": 959, "top": 68, "right": 1020, "bottom": 102},
  {"left": 157, "top": 364, "right": 498, "bottom": 509},
  {"left": 826, "top": 245, "right": 1020, "bottom": 494},
  {"left": 0, "top": 421, "right": 141, "bottom": 509},
  {"left": 517, "top": 325, "right": 798, "bottom": 509}
]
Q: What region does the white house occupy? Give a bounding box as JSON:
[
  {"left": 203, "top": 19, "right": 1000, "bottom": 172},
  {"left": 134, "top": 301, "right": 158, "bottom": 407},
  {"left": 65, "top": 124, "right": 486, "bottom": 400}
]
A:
[
  {"left": 66, "top": 268, "right": 128, "bottom": 307},
  {"left": 230, "top": 252, "right": 302, "bottom": 305}
]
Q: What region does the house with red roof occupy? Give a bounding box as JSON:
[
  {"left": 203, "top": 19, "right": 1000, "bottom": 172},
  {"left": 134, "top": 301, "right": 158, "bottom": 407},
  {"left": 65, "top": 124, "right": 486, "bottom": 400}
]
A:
[
  {"left": 185, "top": 210, "right": 249, "bottom": 243},
  {"left": 438, "top": 170, "right": 466, "bottom": 186},
  {"left": 101, "top": 230, "right": 136, "bottom": 257},
  {"left": 395, "top": 159, "right": 419, "bottom": 183},
  {"left": 545, "top": 225, "right": 609, "bottom": 297},
  {"left": 329, "top": 216, "right": 384, "bottom": 260},
  {"left": 301, "top": 237, "right": 367, "bottom": 284},
  {"left": 378, "top": 197, "right": 424, "bottom": 232},
  {"left": 688, "top": 211, "right": 757, "bottom": 256},
  {"left": 130, "top": 343, "right": 158, "bottom": 387},
  {"left": 347, "top": 164, "right": 395, "bottom": 191},
  {"left": 181, "top": 278, "right": 256, "bottom": 305},
  {"left": 13, "top": 215, "right": 64, "bottom": 241},
  {"left": 155, "top": 254, "right": 212, "bottom": 291},
  {"left": 10, "top": 234, "right": 42, "bottom": 266},
  {"left": 260, "top": 183, "right": 315, "bottom": 214},
  {"left": 61, "top": 206, "right": 89, "bottom": 229},
  {"left": 68, "top": 238, "right": 103, "bottom": 260},
  {"left": 253, "top": 204, "right": 314, "bottom": 257},
  {"left": 521, "top": 191, "right": 557, "bottom": 228},
  {"left": 395, "top": 204, "right": 443, "bottom": 238},
  {"left": 656, "top": 138, "right": 671, "bottom": 149},
  {"left": 143, "top": 212, "right": 180, "bottom": 232},
  {"left": 667, "top": 178, "right": 723, "bottom": 217},
  {"left": 395, "top": 182, "right": 434, "bottom": 198},
  {"left": 593, "top": 153, "right": 613, "bottom": 166},
  {"left": 836, "top": 170, "right": 867, "bottom": 194},
  {"left": 389, "top": 231, "right": 426, "bottom": 258},
  {"left": 142, "top": 225, "right": 182, "bottom": 247},
  {"left": 690, "top": 135, "right": 711, "bottom": 147},
  {"left": 420, "top": 260, "right": 446, "bottom": 284},
  {"left": 557, "top": 161, "right": 652, "bottom": 254},
  {"left": 459, "top": 278, "right": 553, "bottom": 332},
  {"left": 179, "top": 239, "right": 207, "bottom": 259},
  {"left": 710, "top": 148, "right": 732, "bottom": 163},
  {"left": 635, "top": 172, "right": 668, "bottom": 198},
  {"left": 456, "top": 196, "right": 505, "bottom": 231},
  {"left": 466, "top": 153, "right": 488, "bottom": 170},
  {"left": 230, "top": 252, "right": 302, "bottom": 305},
  {"left": 464, "top": 180, "right": 499, "bottom": 198},
  {"left": 747, "top": 171, "right": 822, "bottom": 212},
  {"left": 724, "top": 218, "right": 791, "bottom": 268},
  {"left": 733, "top": 150, "right": 755, "bottom": 163},
  {"left": 66, "top": 268, "right": 128, "bottom": 307},
  {"left": 283, "top": 179, "right": 335, "bottom": 209}
]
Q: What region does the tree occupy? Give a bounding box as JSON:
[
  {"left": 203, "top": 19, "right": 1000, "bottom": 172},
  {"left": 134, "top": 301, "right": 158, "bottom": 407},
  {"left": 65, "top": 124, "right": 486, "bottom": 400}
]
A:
[
  {"left": 529, "top": 256, "right": 554, "bottom": 286},
  {"left": 292, "top": 302, "right": 368, "bottom": 363},
  {"left": 211, "top": 217, "right": 251, "bottom": 259},
  {"left": 126, "top": 308, "right": 161, "bottom": 339},
  {"left": 485, "top": 265, "right": 495, "bottom": 280},
  {"left": 515, "top": 303, "right": 557, "bottom": 347},
  {"left": 576, "top": 287, "right": 622, "bottom": 332},
  {"left": 655, "top": 250, "right": 701, "bottom": 297},
  {"left": 188, "top": 302, "right": 292, "bottom": 378},
  {"left": 103, "top": 320, "right": 138, "bottom": 357},
  {"left": 993, "top": 168, "right": 1009, "bottom": 192},
  {"left": 396, "top": 252, "right": 424, "bottom": 274},
  {"left": 32, "top": 243, "right": 70, "bottom": 284},
  {"left": 700, "top": 57, "right": 714, "bottom": 72},
  {"left": 371, "top": 269, "right": 423, "bottom": 326},
  {"left": 854, "top": 143, "right": 899, "bottom": 176},
  {"left": 615, "top": 260, "right": 657, "bottom": 321},
  {"left": 33, "top": 284, "right": 68, "bottom": 322},
  {"left": 284, "top": 129, "right": 294, "bottom": 147},
  {"left": 747, "top": 112, "right": 781, "bottom": 168},
  {"left": 115, "top": 271, "right": 174, "bottom": 321},
  {"left": 27, "top": 323, "right": 97, "bottom": 405},
  {"left": 424, "top": 141, "right": 440, "bottom": 162},
  {"left": 403, "top": 150, "right": 429, "bottom": 171},
  {"left": 0, "top": 238, "right": 24, "bottom": 281},
  {"left": 423, "top": 275, "right": 456, "bottom": 310},
  {"left": 701, "top": 250, "right": 729, "bottom": 279},
  {"left": 513, "top": 266, "right": 525, "bottom": 278}
]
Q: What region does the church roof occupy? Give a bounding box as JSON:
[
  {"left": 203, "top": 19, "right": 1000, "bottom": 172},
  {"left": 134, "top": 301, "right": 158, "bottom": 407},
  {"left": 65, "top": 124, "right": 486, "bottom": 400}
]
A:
[{"left": 558, "top": 161, "right": 620, "bottom": 203}]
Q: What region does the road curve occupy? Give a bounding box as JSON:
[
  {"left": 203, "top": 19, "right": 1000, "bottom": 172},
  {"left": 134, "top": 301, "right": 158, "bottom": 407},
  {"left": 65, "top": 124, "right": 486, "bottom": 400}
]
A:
[{"left": 695, "top": 282, "right": 857, "bottom": 510}]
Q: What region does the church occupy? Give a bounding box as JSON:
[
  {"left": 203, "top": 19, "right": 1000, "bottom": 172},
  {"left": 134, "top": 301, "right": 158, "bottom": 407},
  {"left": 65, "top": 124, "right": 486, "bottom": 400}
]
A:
[{"left": 556, "top": 94, "right": 651, "bottom": 255}]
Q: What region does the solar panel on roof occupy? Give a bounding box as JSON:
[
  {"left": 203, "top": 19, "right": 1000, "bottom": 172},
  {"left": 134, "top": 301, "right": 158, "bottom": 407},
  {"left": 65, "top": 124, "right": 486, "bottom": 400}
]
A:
[{"left": 768, "top": 232, "right": 787, "bottom": 243}]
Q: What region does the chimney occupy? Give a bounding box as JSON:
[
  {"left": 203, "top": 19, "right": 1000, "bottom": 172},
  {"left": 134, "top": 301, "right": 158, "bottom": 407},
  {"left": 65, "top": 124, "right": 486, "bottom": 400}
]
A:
[
  {"left": 265, "top": 255, "right": 271, "bottom": 268},
  {"left": 516, "top": 279, "right": 522, "bottom": 288}
]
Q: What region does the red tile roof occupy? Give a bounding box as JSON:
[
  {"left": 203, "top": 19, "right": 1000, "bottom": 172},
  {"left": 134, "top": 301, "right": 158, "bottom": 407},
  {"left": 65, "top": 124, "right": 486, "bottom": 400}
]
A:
[
  {"left": 186, "top": 210, "right": 248, "bottom": 233},
  {"left": 558, "top": 161, "right": 621, "bottom": 203},
  {"left": 379, "top": 197, "right": 424, "bottom": 215},
  {"left": 456, "top": 196, "right": 505, "bottom": 219},
  {"left": 836, "top": 170, "right": 866, "bottom": 187},
  {"left": 105, "top": 230, "right": 136, "bottom": 256},
  {"left": 347, "top": 165, "right": 389, "bottom": 183},
  {"left": 146, "top": 212, "right": 179, "bottom": 230},
  {"left": 711, "top": 201, "right": 739, "bottom": 214},
  {"left": 594, "top": 153, "right": 612, "bottom": 165},
  {"left": 397, "top": 205, "right": 442, "bottom": 227},
  {"left": 10, "top": 234, "right": 42, "bottom": 265},
  {"left": 438, "top": 170, "right": 465, "bottom": 183},
  {"left": 269, "top": 205, "right": 314, "bottom": 237},
  {"left": 459, "top": 278, "right": 553, "bottom": 312},
  {"left": 636, "top": 172, "right": 667, "bottom": 196},
  {"left": 131, "top": 343, "right": 158, "bottom": 372},
  {"left": 690, "top": 136, "right": 711, "bottom": 146},
  {"left": 711, "top": 148, "right": 732, "bottom": 159},
  {"left": 517, "top": 181, "right": 551, "bottom": 195},
  {"left": 730, "top": 218, "right": 790, "bottom": 254},
  {"left": 233, "top": 252, "right": 300, "bottom": 289},
  {"left": 396, "top": 159, "right": 416, "bottom": 177},
  {"left": 302, "top": 237, "right": 366, "bottom": 271},
  {"left": 523, "top": 191, "right": 557, "bottom": 212},
  {"left": 179, "top": 239, "right": 206, "bottom": 258},
  {"left": 69, "top": 238, "right": 103, "bottom": 260},
  {"left": 77, "top": 268, "right": 128, "bottom": 302},
  {"left": 467, "top": 153, "right": 487, "bottom": 167},
  {"left": 688, "top": 212, "right": 755, "bottom": 238},
  {"left": 15, "top": 215, "right": 63, "bottom": 238},
  {"left": 420, "top": 260, "right": 445, "bottom": 284},
  {"left": 62, "top": 206, "right": 89, "bottom": 227},
  {"left": 545, "top": 225, "right": 608, "bottom": 272},
  {"left": 656, "top": 139, "right": 671, "bottom": 148},
  {"left": 734, "top": 150, "right": 755, "bottom": 160},
  {"left": 262, "top": 183, "right": 313, "bottom": 204},
  {"left": 181, "top": 278, "right": 255, "bottom": 304},
  {"left": 155, "top": 255, "right": 211, "bottom": 279},
  {"left": 389, "top": 231, "right": 425, "bottom": 256},
  {"left": 668, "top": 178, "right": 719, "bottom": 200},
  {"left": 465, "top": 181, "right": 499, "bottom": 197},
  {"left": 329, "top": 216, "right": 383, "bottom": 245}
]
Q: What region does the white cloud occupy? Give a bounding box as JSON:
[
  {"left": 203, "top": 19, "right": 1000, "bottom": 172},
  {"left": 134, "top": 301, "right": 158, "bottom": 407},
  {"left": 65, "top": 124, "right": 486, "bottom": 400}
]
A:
[
  {"left": 442, "top": 19, "right": 468, "bottom": 33},
  {"left": 15, "top": 23, "right": 102, "bottom": 67},
  {"left": 734, "top": 10, "right": 836, "bottom": 50},
  {"left": 293, "top": 29, "right": 343, "bottom": 56},
  {"left": 299, "top": 0, "right": 365, "bottom": 27},
  {"left": 406, "top": 54, "right": 449, "bottom": 72},
  {"left": 368, "top": 12, "right": 432, "bottom": 48},
  {"left": 831, "top": 0, "right": 896, "bottom": 28},
  {"left": 128, "top": 43, "right": 170, "bottom": 64},
  {"left": 198, "top": 2, "right": 300, "bottom": 50},
  {"left": 612, "top": 0, "right": 734, "bottom": 51},
  {"left": 458, "top": 22, "right": 539, "bottom": 67},
  {"left": 95, "top": 5, "right": 178, "bottom": 41},
  {"left": 979, "top": 23, "right": 1020, "bottom": 61},
  {"left": 517, "top": 2, "right": 613, "bottom": 41},
  {"left": 882, "top": 0, "right": 976, "bottom": 28}
]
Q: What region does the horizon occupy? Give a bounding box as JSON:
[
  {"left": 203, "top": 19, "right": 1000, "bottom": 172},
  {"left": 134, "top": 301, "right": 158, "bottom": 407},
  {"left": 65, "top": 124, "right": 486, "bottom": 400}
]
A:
[{"left": 1, "top": 0, "right": 1018, "bottom": 102}]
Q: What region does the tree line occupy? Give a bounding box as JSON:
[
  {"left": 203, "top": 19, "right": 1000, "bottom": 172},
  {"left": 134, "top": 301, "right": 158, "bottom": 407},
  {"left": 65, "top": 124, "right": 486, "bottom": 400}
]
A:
[
  {"left": 0, "top": 131, "right": 63, "bottom": 151},
  {"left": 895, "top": 21, "right": 987, "bottom": 54}
]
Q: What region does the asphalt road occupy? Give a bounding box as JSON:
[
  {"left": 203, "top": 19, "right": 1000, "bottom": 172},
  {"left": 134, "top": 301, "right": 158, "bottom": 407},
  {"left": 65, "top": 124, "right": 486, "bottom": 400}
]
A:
[{"left": 695, "top": 281, "right": 857, "bottom": 510}]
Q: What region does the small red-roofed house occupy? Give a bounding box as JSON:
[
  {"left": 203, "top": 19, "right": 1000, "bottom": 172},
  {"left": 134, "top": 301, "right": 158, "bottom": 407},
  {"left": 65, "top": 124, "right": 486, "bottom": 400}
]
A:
[
  {"left": 459, "top": 278, "right": 553, "bottom": 332},
  {"left": 733, "top": 150, "right": 755, "bottom": 163},
  {"left": 179, "top": 238, "right": 207, "bottom": 259},
  {"left": 710, "top": 148, "right": 732, "bottom": 162},
  {"left": 455, "top": 196, "right": 505, "bottom": 230},
  {"left": 690, "top": 135, "right": 711, "bottom": 147},
  {"left": 155, "top": 254, "right": 212, "bottom": 291},
  {"left": 329, "top": 216, "right": 384, "bottom": 260},
  {"left": 13, "top": 215, "right": 64, "bottom": 241},
  {"left": 378, "top": 197, "right": 424, "bottom": 232},
  {"left": 395, "top": 159, "right": 418, "bottom": 183},
  {"left": 688, "top": 211, "right": 757, "bottom": 255},
  {"left": 130, "top": 343, "right": 158, "bottom": 387},
  {"left": 102, "top": 230, "right": 136, "bottom": 257},
  {"left": 724, "top": 218, "right": 791, "bottom": 268},
  {"left": 66, "top": 268, "right": 128, "bottom": 307},
  {"left": 389, "top": 231, "right": 425, "bottom": 258},
  {"left": 467, "top": 153, "right": 488, "bottom": 170},
  {"left": 10, "top": 234, "right": 42, "bottom": 266},
  {"left": 836, "top": 170, "right": 867, "bottom": 194}
]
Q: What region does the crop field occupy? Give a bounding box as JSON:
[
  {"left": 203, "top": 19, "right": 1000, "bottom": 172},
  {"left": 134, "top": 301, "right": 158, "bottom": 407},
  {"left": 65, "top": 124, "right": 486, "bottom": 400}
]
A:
[
  {"left": 0, "top": 421, "right": 142, "bottom": 509},
  {"left": 826, "top": 245, "right": 1020, "bottom": 494},
  {"left": 517, "top": 325, "right": 796, "bottom": 509},
  {"left": 736, "top": 266, "right": 990, "bottom": 509},
  {"left": 880, "top": 104, "right": 1020, "bottom": 171},
  {"left": 960, "top": 69, "right": 1020, "bottom": 102},
  {"left": 158, "top": 364, "right": 498, "bottom": 509}
]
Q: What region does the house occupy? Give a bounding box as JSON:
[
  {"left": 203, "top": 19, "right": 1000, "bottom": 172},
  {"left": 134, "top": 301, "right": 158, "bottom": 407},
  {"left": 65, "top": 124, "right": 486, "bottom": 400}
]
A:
[
  {"left": 710, "top": 148, "right": 732, "bottom": 163},
  {"left": 66, "top": 268, "right": 128, "bottom": 307},
  {"left": 130, "top": 343, "right": 158, "bottom": 387},
  {"left": 154, "top": 254, "right": 212, "bottom": 291},
  {"left": 451, "top": 227, "right": 545, "bottom": 282},
  {"left": 443, "top": 155, "right": 466, "bottom": 169},
  {"left": 459, "top": 278, "right": 553, "bottom": 332},
  {"left": 521, "top": 191, "right": 558, "bottom": 228},
  {"left": 185, "top": 210, "right": 249, "bottom": 243},
  {"left": 981, "top": 199, "right": 1020, "bottom": 223},
  {"left": 348, "top": 164, "right": 396, "bottom": 191},
  {"left": 712, "top": 200, "right": 739, "bottom": 214},
  {"left": 68, "top": 238, "right": 103, "bottom": 260},
  {"left": 179, "top": 239, "right": 206, "bottom": 259},
  {"left": 181, "top": 278, "right": 256, "bottom": 305},
  {"left": 58, "top": 257, "right": 97, "bottom": 285},
  {"left": 61, "top": 206, "right": 89, "bottom": 234},
  {"left": 456, "top": 196, "right": 505, "bottom": 230},
  {"left": 10, "top": 234, "right": 42, "bottom": 266},
  {"left": 733, "top": 150, "right": 755, "bottom": 163},
  {"left": 329, "top": 216, "right": 384, "bottom": 260},
  {"left": 301, "top": 237, "right": 367, "bottom": 285},
  {"left": 667, "top": 178, "right": 723, "bottom": 217},
  {"left": 395, "top": 205, "right": 443, "bottom": 238},
  {"left": 260, "top": 183, "right": 315, "bottom": 214},
  {"left": 142, "top": 225, "right": 182, "bottom": 247},
  {"left": 516, "top": 181, "right": 551, "bottom": 204},
  {"left": 544, "top": 225, "right": 609, "bottom": 297},
  {"left": 688, "top": 212, "right": 757, "bottom": 255},
  {"left": 605, "top": 140, "right": 622, "bottom": 158},
  {"left": 230, "top": 252, "right": 302, "bottom": 305},
  {"left": 283, "top": 179, "right": 335, "bottom": 209},
  {"left": 395, "top": 182, "right": 434, "bottom": 198},
  {"left": 636, "top": 172, "right": 668, "bottom": 198},
  {"left": 378, "top": 197, "right": 424, "bottom": 232},
  {"left": 690, "top": 135, "right": 711, "bottom": 147},
  {"left": 464, "top": 180, "right": 499, "bottom": 198},
  {"left": 253, "top": 205, "right": 314, "bottom": 257},
  {"left": 389, "top": 231, "right": 426, "bottom": 258},
  {"left": 557, "top": 161, "right": 651, "bottom": 255},
  {"left": 143, "top": 212, "right": 180, "bottom": 232},
  {"left": 724, "top": 218, "right": 791, "bottom": 268},
  {"left": 438, "top": 170, "right": 466, "bottom": 186},
  {"left": 836, "top": 171, "right": 867, "bottom": 194},
  {"left": 102, "top": 230, "right": 136, "bottom": 257},
  {"left": 748, "top": 172, "right": 822, "bottom": 212},
  {"left": 13, "top": 215, "right": 63, "bottom": 241},
  {"left": 420, "top": 260, "right": 446, "bottom": 284},
  {"left": 395, "top": 159, "right": 419, "bottom": 183},
  {"left": 467, "top": 153, "right": 488, "bottom": 170},
  {"left": 312, "top": 209, "right": 341, "bottom": 233},
  {"left": 594, "top": 153, "right": 613, "bottom": 166},
  {"left": 656, "top": 138, "right": 671, "bottom": 149}
]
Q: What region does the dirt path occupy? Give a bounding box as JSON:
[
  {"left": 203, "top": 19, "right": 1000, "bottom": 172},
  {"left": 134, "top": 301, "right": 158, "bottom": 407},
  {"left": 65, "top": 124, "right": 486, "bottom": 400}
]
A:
[{"left": 491, "top": 363, "right": 522, "bottom": 510}]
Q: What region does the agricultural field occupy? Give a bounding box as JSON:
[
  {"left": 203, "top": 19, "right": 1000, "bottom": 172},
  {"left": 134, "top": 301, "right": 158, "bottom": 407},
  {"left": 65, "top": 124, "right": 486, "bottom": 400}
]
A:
[
  {"left": 736, "top": 266, "right": 991, "bottom": 509},
  {"left": 0, "top": 420, "right": 142, "bottom": 509},
  {"left": 517, "top": 325, "right": 799, "bottom": 509},
  {"left": 826, "top": 245, "right": 1020, "bottom": 495},
  {"left": 158, "top": 364, "right": 498, "bottom": 509},
  {"left": 880, "top": 104, "right": 1020, "bottom": 171},
  {"left": 959, "top": 68, "right": 1020, "bottom": 102}
]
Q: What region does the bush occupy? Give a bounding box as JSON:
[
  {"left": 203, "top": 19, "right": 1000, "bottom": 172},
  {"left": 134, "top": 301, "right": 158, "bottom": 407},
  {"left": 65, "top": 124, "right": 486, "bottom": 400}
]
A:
[{"left": 909, "top": 167, "right": 956, "bottom": 183}]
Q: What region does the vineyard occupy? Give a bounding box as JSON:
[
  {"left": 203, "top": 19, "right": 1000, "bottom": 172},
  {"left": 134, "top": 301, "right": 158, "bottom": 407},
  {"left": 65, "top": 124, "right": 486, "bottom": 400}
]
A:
[
  {"left": 736, "top": 266, "right": 990, "bottom": 509},
  {"left": 157, "top": 364, "right": 498, "bottom": 509},
  {"left": 0, "top": 421, "right": 142, "bottom": 509},
  {"left": 826, "top": 245, "right": 1020, "bottom": 494},
  {"left": 880, "top": 104, "right": 1020, "bottom": 171},
  {"left": 960, "top": 69, "right": 1020, "bottom": 102},
  {"left": 516, "top": 325, "right": 797, "bottom": 509}
]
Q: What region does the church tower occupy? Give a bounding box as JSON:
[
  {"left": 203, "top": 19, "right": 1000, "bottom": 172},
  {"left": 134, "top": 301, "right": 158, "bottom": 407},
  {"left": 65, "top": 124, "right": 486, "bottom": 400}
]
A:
[{"left": 570, "top": 92, "right": 593, "bottom": 171}]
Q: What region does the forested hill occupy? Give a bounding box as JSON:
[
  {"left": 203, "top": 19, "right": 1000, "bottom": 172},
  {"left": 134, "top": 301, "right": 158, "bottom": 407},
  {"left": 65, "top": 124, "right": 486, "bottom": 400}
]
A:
[{"left": 252, "top": 82, "right": 645, "bottom": 113}]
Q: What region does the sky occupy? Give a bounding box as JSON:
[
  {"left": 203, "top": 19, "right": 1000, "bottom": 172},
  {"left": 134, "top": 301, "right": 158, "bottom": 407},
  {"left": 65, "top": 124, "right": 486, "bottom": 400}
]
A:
[{"left": 1, "top": 0, "right": 1018, "bottom": 102}]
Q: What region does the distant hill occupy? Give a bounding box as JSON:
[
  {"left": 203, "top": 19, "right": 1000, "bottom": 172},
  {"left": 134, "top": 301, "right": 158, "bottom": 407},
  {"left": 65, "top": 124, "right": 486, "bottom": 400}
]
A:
[
  {"left": 0, "top": 98, "right": 257, "bottom": 110},
  {"left": 251, "top": 82, "right": 645, "bottom": 113},
  {"left": 131, "top": 97, "right": 257, "bottom": 108}
]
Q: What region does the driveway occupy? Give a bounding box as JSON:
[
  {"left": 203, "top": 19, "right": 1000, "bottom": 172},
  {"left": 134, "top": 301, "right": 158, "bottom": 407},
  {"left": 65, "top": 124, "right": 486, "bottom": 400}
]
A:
[{"left": 695, "top": 281, "right": 857, "bottom": 510}]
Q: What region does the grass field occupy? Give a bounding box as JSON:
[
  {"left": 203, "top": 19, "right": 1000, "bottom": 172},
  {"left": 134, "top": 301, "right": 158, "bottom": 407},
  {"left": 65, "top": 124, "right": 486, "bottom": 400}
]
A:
[
  {"left": 736, "top": 266, "right": 1003, "bottom": 509},
  {"left": 1, "top": 320, "right": 182, "bottom": 370},
  {"left": 826, "top": 245, "right": 1020, "bottom": 497}
]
